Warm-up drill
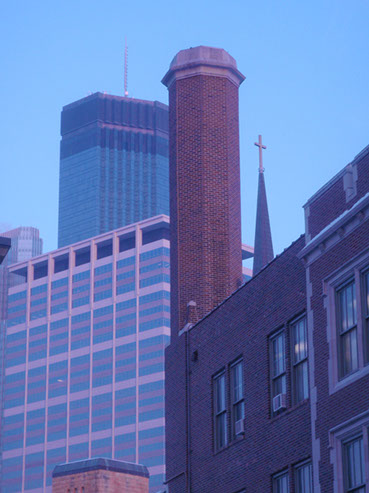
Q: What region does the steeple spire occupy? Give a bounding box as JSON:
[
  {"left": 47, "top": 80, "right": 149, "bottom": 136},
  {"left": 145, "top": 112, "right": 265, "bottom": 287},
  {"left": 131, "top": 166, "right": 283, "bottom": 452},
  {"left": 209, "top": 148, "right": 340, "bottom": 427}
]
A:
[{"left": 253, "top": 135, "right": 274, "bottom": 275}]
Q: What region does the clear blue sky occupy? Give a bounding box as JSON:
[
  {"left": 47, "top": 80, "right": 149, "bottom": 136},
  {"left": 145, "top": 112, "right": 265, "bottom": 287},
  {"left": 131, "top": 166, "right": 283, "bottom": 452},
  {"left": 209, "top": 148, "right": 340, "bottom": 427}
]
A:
[{"left": 1, "top": 0, "right": 368, "bottom": 259}]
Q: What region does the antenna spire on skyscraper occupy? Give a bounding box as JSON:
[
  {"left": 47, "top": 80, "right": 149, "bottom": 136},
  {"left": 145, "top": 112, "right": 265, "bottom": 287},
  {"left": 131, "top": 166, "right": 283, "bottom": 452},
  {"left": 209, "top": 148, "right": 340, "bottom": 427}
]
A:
[{"left": 124, "top": 38, "right": 128, "bottom": 97}]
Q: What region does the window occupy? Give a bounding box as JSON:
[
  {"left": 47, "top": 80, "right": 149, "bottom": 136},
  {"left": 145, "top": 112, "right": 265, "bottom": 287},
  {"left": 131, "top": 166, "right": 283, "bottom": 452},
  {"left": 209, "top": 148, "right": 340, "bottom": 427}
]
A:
[
  {"left": 213, "top": 371, "right": 227, "bottom": 451},
  {"left": 270, "top": 331, "right": 286, "bottom": 413},
  {"left": 362, "top": 270, "right": 369, "bottom": 364},
  {"left": 326, "top": 253, "right": 369, "bottom": 391},
  {"left": 291, "top": 316, "right": 309, "bottom": 403},
  {"left": 343, "top": 436, "right": 365, "bottom": 492},
  {"left": 230, "top": 360, "right": 244, "bottom": 439},
  {"left": 329, "top": 411, "right": 369, "bottom": 493},
  {"left": 273, "top": 470, "right": 289, "bottom": 493},
  {"left": 337, "top": 280, "right": 358, "bottom": 378},
  {"left": 295, "top": 461, "right": 312, "bottom": 493}
]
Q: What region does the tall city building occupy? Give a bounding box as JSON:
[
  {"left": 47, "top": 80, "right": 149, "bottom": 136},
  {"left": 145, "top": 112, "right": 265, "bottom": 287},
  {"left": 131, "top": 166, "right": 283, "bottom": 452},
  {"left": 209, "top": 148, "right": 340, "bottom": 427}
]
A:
[
  {"left": 0, "top": 227, "right": 43, "bottom": 319},
  {"left": 2, "top": 216, "right": 169, "bottom": 493},
  {"left": 162, "top": 46, "right": 245, "bottom": 333},
  {"left": 58, "top": 92, "right": 169, "bottom": 248},
  {"left": 0, "top": 227, "right": 43, "bottom": 486}
]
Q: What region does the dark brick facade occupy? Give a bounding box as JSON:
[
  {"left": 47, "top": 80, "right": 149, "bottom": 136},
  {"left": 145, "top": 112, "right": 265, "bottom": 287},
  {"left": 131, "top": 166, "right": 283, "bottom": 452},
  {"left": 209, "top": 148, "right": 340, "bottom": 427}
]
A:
[
  {"left": 166, "top": 236, "right": 310, "bottom": 492},
  {"left": 165, "top": 116, "right": 369, "bottom": 491},
  {"left": 301, "top": 145, "right": 369, "bottom": 492},
  {"left": 162, "top": 46, "right": 245, "bottom": 333}
]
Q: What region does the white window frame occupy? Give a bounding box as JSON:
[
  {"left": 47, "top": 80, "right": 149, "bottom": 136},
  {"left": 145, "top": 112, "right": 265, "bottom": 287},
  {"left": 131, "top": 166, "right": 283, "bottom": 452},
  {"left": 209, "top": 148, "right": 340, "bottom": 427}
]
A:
[
  {"left": 324, "top": 247, "right": 369, "bottom": 394},
  {"left": 329, "top": 410, "right": 369, "bottom": 493}
]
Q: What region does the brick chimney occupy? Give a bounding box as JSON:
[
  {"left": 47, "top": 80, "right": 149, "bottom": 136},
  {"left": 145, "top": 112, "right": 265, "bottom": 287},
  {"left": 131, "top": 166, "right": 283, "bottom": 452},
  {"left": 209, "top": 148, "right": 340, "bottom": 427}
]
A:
[
  {"left": 162, "top": 46, "right": 245, "bottom": 333},
  {"left": 52, "top": 458, "right": 149, "bottom": 493}
]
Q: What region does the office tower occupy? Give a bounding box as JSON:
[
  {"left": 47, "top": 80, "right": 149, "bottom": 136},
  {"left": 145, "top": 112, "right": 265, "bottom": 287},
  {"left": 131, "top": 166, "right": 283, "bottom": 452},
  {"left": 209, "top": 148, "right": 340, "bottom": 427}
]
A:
[
  {"left": 58, "top": 93, "right": 169, "bottom": 248},
  {"left": 162, "top": 46, "right": 245, "bottom": 333},
  {"left": 3, "top": 216, "right": 169, "bottom": 492},
  {"left": 0, "top": 227, "right": 43, "bottom": 486},
  {"left": 0, "top": 227, "right": 43, "bottom": 319}
]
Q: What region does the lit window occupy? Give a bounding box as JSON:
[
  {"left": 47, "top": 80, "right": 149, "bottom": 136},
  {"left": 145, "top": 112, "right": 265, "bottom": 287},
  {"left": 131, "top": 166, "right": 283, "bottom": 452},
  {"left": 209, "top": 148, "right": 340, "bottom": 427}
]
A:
[
  {"left": 291, "top": 316, "right": 308, "bottom": 403},
  {"left": 213, "top": 371, "right": 227, "bottom": 451},
  {"left": 295, "top": 461, "right": 312, "bottom": 493},
  {"left": 273, "top": 470, "right": 289, "bottom": 493},
  {"left": 270, "top": 331, "right": 286, "bottom": 414},
  {"left": 230, "top": 360, "right": 244, "bottom": 439},
  {"left": 337, "top": 281, "right": 358, "bottom": 378},
  {"left": 343, "top": 436, "right": 365, "bottom": 492}
]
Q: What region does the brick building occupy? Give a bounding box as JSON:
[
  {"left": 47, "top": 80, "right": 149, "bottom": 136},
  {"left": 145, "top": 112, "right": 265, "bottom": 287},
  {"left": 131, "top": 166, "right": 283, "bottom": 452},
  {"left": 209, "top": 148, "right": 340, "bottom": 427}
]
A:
[
  {"left": 52, "top": 458, "right": 149, "bottom": 493},
  {"left": 164, "top": 47, "right": 369, "bottom": 492}
]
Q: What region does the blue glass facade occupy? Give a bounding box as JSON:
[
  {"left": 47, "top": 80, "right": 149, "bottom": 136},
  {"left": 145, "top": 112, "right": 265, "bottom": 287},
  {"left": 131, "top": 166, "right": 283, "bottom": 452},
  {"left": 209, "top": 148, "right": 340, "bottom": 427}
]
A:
[
  {"left": 58, "top": 93, "right": 169, "bottom": 247},
  {"left": 2, "top": 217, "right": 170, "bottom": 492}
]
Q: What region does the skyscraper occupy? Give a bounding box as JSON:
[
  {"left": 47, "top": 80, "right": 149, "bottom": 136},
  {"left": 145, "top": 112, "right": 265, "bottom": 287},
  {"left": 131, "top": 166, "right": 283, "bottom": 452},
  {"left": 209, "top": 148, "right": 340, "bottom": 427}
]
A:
[
  {"left": 0, "top": 227, "right": 43, "bottom": 488},
  {"left": 58, "top": 92, "right": 169, "bottom": 248},
  {"left": 3, "top": 216, "right": 169, "bottom": 492}
]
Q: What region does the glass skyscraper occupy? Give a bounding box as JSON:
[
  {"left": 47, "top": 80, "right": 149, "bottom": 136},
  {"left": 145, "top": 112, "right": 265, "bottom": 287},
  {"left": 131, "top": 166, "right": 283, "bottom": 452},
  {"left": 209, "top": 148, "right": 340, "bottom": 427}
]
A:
[
  {"left": 0, "top": 227, "right": 43, "bottom": 489},
  {"left": 58, "top": 92, "right": 169, "bottom": 248},
  {"left": 2, "top": 216, "right": 169, "bottom": 492}
]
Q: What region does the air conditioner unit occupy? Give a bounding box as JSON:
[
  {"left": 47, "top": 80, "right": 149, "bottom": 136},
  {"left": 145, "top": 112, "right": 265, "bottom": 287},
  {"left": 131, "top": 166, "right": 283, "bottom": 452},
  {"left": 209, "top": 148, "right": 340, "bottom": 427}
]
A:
[
  {"left": 235, "top": 419, "right": 245, "bottom": 436},
  {"left": 273, "top": 393, "right": 286, "bottom": 412}
]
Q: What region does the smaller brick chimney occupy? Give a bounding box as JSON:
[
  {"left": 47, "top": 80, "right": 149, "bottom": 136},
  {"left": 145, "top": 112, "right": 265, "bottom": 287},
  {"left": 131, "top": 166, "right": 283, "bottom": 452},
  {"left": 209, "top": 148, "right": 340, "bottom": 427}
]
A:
[{"left": 52, "top": 458, "right": 149, "bottom": 493}]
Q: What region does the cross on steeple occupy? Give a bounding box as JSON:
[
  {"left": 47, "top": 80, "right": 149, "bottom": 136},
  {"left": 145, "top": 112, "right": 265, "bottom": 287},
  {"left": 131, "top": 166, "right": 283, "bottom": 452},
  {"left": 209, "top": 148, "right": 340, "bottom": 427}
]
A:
[{"left": 254, "top": 134, "right": 266, "bottom": 173}]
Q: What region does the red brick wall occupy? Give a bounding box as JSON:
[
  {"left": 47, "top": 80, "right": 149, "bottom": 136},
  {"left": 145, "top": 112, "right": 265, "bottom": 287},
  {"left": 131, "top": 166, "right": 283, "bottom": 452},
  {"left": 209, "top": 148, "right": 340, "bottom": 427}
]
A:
[
  {"left": 305, "top": 147, "right": 369, "bottom": 491},
  {"left": 168, "top": 74, "right": 243, "bottom": 333},
  {"left": 52, "top": 469, "right": 149, "bottom": 493},
  {"left": 166, "top": 236, "right": 310, "bottom": 492},
  {"left": 307, "top": 149, "right": 369, "bottom": 239}
]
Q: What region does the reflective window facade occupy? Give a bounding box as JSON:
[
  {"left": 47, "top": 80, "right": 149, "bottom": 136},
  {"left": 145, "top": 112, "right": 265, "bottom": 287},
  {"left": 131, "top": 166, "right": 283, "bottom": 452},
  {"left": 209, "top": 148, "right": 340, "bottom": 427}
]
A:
[
  {"left": 3, "top": 217, "right": 170, "bottom": 492},
  {"left": 58, "top": 93, "right": 169, "bottom": 247}
]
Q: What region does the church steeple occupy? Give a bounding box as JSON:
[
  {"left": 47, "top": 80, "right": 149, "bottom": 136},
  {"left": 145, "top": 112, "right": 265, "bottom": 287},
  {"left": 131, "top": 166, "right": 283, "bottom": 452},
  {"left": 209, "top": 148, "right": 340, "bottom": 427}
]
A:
[{"left": 253, "top": 135, "right": 274, "bottom": 275}]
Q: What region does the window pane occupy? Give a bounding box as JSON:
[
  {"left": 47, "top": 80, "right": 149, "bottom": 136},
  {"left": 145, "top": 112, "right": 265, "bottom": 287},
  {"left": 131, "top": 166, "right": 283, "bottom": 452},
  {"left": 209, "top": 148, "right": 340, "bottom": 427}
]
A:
[
  {"left": 293, "top": 318, "right": 307, "bottom": 363},
  {"left": 344, "top": 436, "right": 365, "bottom": 491},
  {"left": 216, "top": 374, "right": 226, "bottom": 413},
  {"left": 273, "top": 333, "right": 285, "bottom": 377},
  {"left": 215, "top": 413, "right": 227, "bottom": 449},
  {"left": 232, "top": 362, "right": 243, "bottom": 402},
  {"left": 338, "top": 282, "right": 357, "bottom": 333},
  {"left": 295, "top": 360, "right": 309, "bottom": 402},
  {"left": 273, "top": 374, "right": 286, "bottom": 397},
  {"left": 341, "top": 329, "right": 359, "bottom": 375},
  {"left": 273, "top": 472, "right": 289, "bottom": 493},
  {"left": 364, "top": 272, "right": 369, "bottom": 363},
  {"left": 295, "top": 462, "right": 312, "bottom": 493}
]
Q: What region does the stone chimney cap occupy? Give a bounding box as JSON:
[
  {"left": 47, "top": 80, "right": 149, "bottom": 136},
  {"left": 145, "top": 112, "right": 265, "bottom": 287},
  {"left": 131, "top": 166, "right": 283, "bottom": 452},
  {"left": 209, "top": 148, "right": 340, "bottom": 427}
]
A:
[
  {"left": 162, "top": 45, "right": 245, "bottom": 88},
  {"left": 52, "top": 457, "right": 149, "bottom": 478}
]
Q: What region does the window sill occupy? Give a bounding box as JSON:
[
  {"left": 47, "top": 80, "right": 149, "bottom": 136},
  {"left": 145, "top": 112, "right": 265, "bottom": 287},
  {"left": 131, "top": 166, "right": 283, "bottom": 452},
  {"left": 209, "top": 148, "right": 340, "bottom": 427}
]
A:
[
  {"left": 270, "top": 398, "right": 309, "bottom": 423},
  {"left": 331, "top": 364, "right": 369, "bottom": 395},
  {"left": 213, "top": 435, "right": 245, "bottom": 456}
]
